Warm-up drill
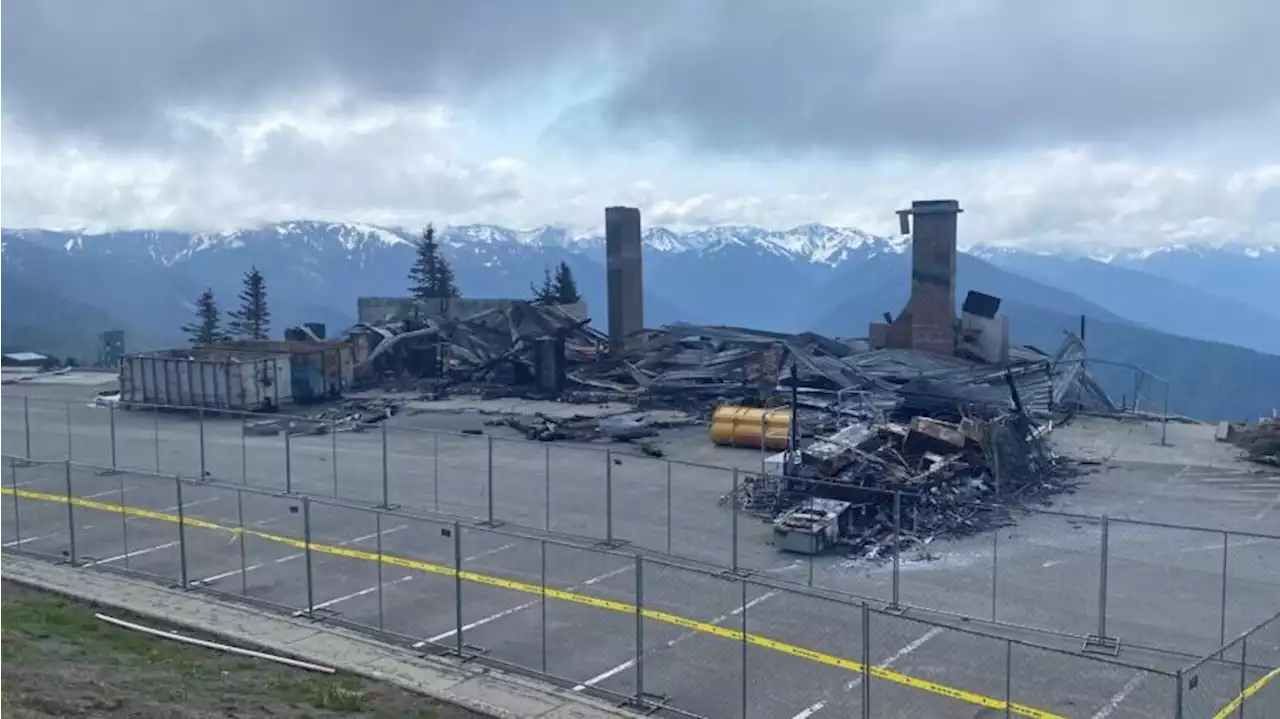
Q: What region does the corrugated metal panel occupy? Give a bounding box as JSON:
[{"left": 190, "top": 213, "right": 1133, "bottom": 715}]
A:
[{"left": 119, "top": 354, "right": 291, "bottom": 410}]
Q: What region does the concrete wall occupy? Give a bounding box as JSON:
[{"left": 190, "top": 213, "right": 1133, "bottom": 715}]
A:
[{"left": 357, "top": 297, "right": 589, "bottom": 325}]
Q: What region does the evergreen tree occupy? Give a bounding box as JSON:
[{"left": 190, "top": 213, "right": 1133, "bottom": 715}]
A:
[
  {"left": 408, "top": 224, "right": 461, "bottom": 300},
  {"left": 227, "top": 267, "right": 271, "bottom": 340},
  {"left": 530, "top": 267, "right": 555, "bottom": 303},
  {"left": 181, "top": 288, "right": 229, "bottom": 345},
  {"left": 552, "top": 261, "right": 581, "bottom": 304}
]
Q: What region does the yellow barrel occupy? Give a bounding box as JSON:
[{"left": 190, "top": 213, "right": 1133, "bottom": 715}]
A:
[{"left": 709, "top": 406, "right": 791, "bottom": 450}]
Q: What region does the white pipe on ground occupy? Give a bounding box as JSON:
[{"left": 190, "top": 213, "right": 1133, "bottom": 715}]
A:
[{"left": 93, "top": 613, "right": 336, "bottom": 674}]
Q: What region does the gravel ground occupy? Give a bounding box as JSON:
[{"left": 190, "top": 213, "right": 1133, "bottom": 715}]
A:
[{"left": 0, "top": 581, "right": 485, "bottom": 719}]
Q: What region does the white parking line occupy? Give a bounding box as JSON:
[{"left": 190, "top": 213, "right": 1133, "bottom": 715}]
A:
[
  {"left": 292, "top": 575, "right": 416, "bottom": 616},
  {"left": 3, "top": 535, "right": 46, "bottom": 547},
  {"left": 83, "top": 540, "right": 180, "bottom": 567},
  {"left": 787, "top": 626, "right": 943, "bottom": 718},
  {"left": 1090, "top": 671, "right": 1146, "bottom": 719},
  {"left": 191, "top": 523, "right": 408, "bottom": 587},
  {"left": 412, "top": 564, "right": 634, "bottom": 649},
  {"left": 573, "top": 589, "right": 782, "bottom": 692},
  {"left": 85, "top": 488, "right": 122, "bottom": 499}
]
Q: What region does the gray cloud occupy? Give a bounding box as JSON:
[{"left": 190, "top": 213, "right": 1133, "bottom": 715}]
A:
[
  {"left": 590, "top": 0, "right": 1280, "bottom": 155},
  {"left": 0, "top": 0, "right": 656, "bottom": 146}
]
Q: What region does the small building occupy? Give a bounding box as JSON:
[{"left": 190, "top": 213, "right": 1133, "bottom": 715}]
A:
[{"left": 2, "top": 351, "right": 50, "bottom": 368}]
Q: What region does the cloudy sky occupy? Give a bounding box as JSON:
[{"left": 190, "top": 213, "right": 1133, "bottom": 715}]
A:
[{"left": 3, "top": 0, "right": 1279, "bottom": 248}]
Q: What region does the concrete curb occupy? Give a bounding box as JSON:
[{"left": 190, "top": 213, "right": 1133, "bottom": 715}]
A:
[{"left": 2, "top": 555, "right": 641, "bottom": 719}]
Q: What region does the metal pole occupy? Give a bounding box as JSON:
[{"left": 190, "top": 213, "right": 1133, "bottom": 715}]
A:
[
  {"left": 861, "top": 603, "right": 871, "bottom": 718},
  {"left": 331, "top": 421, "right": 338, "bottom": 498},
  {"left": 175, "top": 476, "right": 188, "bottom": 587},
  {"left": 109, "top": 404, "right": 118, "bottom": 471},
  {"left": 731, "top": 468, "right": 740, "bottom": 573},
  {"left": 1004, "top": 640, "right": 1013, "bottom": 718},
  {"left": 153, "top": 406, "right": 161, "bottom": 473},
  {"left": 66, "top": 401, "right": 73, "bottom": 460},
  {"left": 1097, "top": 515, "right": 1109, "bottom": 640},
  {"left": 198, "top": 408, "right": 207, "bottom": 479},
  {"left": 237, "top": 488, "right": 247, "bottom": 596},
  {"left": 891, "top": 490, "right": 901, "bottom": 609},
  {"left": 808, "top": 554, "right": 814, "bottom": 587},
  {"left": 634, "top": 554, "right": 645, "bottom": 702},
  {"left": 453, "top": 520, "right": 463, "bottom": 656},
  {"left": 380, "top": 423, "right": 389, "bottom": 507},
  {"left": 284, "top": 430, "right": 292, "bottom": 494},
  {"left": 240, "top": 416, "right": 248, "bottom": 484},
  {"left": 118, "top": 467, "right": 129, "bottom": 568},
  {"left": 991, "top": 528, "right": 999, "bottom": 621},
  {"left": 1220, "top": 532, "right": 1230, "bottom": 647},
  {"left": 540, "top": 539, "right": 548, "bottom": 672},
  {"left": 605, "top": 449, "right": 614, "bottom": 545},
  {"left": 1161, "top": 382, "right": 1170, "bottom": 447},
  {"left": 665, "top": 461, "right": 672, "bottom": 555},
  {"left": 64, "top": 462, "right": 77, "bottom": 565},
  {"left": 543, "top": 444, "right": 550, "bottom": 532},
  {"left": 303, "top": 497, "right": 314, "bottom": 617},
  {"left": 8, "top": 461, "right": 21, "bottom": 544},
  {"left": 993, "top": 439, "right": 1002, "bottom": 497},
  {"left": 376, "top": 511, "right": 385, "bottom": 631},
  {"left": 1174, "top": 669, "right": 1184, "bottom": 719},
  {"left": 1238, "top": 638, "right": 1247, "bottom": 719},
  {"left": 486, "top": 436, "right": 495, "bottom": 524},
  {"left": 433, "top": 431, "right": 440, "bottom": 513},
  {"left": 23, "top": 395, "right": 32, "bottom": 458},
  {"left": 740, "top": 579, "right": 748, "bottom": 719}
]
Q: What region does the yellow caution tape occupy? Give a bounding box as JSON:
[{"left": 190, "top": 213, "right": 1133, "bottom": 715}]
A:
[
  {"left": 1211, "top": 666, "right": 1280, "bottom": 719},
  {"left": 3, "top": 486, "right": 1065, "bottom": 718}
]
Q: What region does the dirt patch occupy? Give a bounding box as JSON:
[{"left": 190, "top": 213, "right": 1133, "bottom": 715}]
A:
[{"left": 1, "top": 581, "right": 485, "bottom": 718}]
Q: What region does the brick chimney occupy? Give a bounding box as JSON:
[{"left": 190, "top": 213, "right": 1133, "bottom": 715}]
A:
[{"left": 870, "top": 199, "right": 961, "bottom": 355}]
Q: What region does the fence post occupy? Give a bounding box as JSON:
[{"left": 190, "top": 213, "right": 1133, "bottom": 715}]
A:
[
  {"left": 8, "top": 461, "right": 21, "bottom": 545},
  {"left": 891, "top": 490, "right": 901, "bottom": 610},
  {"left": 1097, "top": 515, "right": 1110, "bottom": 641},
  {"left": 64, "top": 461, "right": 77, "bottom": 565},
  {"left": 375, "top": 511, "right": 385, "bottom": 631},
  {"left": 453, "top": 520, "right": 463, "bottom": 656},
  {"left": 731, "top": 468, "right": 740, "bottom": 573},
  {"left": 1004, "top": 640, "right": 1012, "bottom": 718},
  {"left": 861, "top": 602, "right": 871, "bottom": 719},
  {"left": 665, "top": 461, "right": 673, "bottom": 555},
  {"left": 23, "top": 395, "right": 32, "bottom": 459},
  {"left": 1219, "top": 532, "right": 1229, "bottom": 647},
  {"left": 1174, "top": 669, "right": 1184, "bottom": 719},
  {"left": 303, "top": 497, "right": 314, "bottom": 617},
  {"left": 65, "top": 401, "right": 73, "bottom": 460},
  {"left": 237, "top": 488, "right": 248, "bottom": 596},
  {"left": 991, "top": 528, "right": 999, "bottom": 621},
  {"left": 152, "top": 405, "right": 161, "bottom": 473},
  {"left": 118, "top": 467, "right": 129, "bottom": 568},
  {"left": 1160, "top": 382, "right": 1170, "bottom": 447},
  {"left": 284, "top": 430, "right": 293, "bottom": 494},
  {"left": 330, "top": 420, "right": 338, "bottom": 497},
  {"left": 740, "top": 578, "right": 748, "bottom": 719},
  {"left": 486, "top": 436, "right": 495, "bottom": 524},
  {"left": 109, "top": 404, "right": 118, "bottom": 471},
  {"left": 433, "top": 431, "right": 440, "bottom": 513},
  {"left": 240, "top": 415, "right": 248, "bottom": 484},
  {"left": 175, "top": 475, "right": 188, "bottom": 587},
  {"left": 1238, "top": 637, "right": 1247, "bottom": 719},
  {"left": 605, "top": 449, "right": 615, "bottom": 545},
  {"left": 543, "top": 444, "right": 551, "bottom": 532},
  {"left": 540, "top": 539, "right": 548, "bottom": 672},
  {"left": 634, "top": 554, "right": 645, "bottom": 703},
  {"left": 198, "top": 407, "right": 207, "bottom": 479},
  {"left": 380, "top": 422, "right": 389, "bottom": 507}
]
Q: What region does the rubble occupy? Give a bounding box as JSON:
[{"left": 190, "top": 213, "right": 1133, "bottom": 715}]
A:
[{"left": 1221, "top": 416, "right": 1280, "bottom": 467}]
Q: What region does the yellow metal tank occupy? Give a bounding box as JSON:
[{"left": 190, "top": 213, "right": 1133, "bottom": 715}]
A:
[{"left": 709, "top": 406, "right": 791, "bottom": 450}]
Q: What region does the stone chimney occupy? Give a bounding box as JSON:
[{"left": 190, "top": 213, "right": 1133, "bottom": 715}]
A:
[
  {"left": 870, "top": 199, "right": 961, "bottom": 355},
  {"left": 605, "top": 206, "right": 644, "bottom": 352}
]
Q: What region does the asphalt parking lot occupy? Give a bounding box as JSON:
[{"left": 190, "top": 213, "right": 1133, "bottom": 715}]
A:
[{"left": 3, "top": 384, "right": 1278, "bottom": 717}]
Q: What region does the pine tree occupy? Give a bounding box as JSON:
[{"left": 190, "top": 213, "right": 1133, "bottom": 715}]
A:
[
  {"left": 530, "top": 267, "right": 555, "bottom": 303},
  {"left": 408, "top": 224, "right": 461, "bottom": 300},
  {"left": 227, "top": 267, "right": 271, "bottom": 340},
  {"left": 181, "top": 288, "right": 229, "bottom": 345},
  {"left": 552, "top": 261, "right": 581, "bottom": 304}
]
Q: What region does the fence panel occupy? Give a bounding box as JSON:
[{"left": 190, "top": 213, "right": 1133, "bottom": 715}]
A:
[
  {"left": 112, "top": 405, "right": 161, "bottom": 474},
  {"left": 745, "top": 584, "right": 863, "bottom": 719},
  {"left": 66, "top": 462, "right": 129, "bottom": 567},
  {"left": 99, "top": 470, "right": 186, "bottom": 584},
  {"left": 895, "top": 508, "right": 999, "bottom": 621},
  {"left": 994, "top": 511, "right": 1102, "bottom": 638},
  {"left": 1, "top": 397, "right": 32, "bottom": 460},
  {"left": 199, "top": 412, "right": 248, "bottom": 484},
  {"left": 28, "top": 398, "right": 71, "bottom": 462},
  {"left": 637, "top": 558, "right": 745, "bottom": 718},
  {"left": 867, "top": 611, "right": 1008, "bottom": 718},
  {"left": 375, "top": 513, "right": 457, "bottom": 642},
  {"left": 541, "top": 541, "right": 636, "bottom": 695},
  {"left": 669, "top": 461, "right": 735, "bottom": 567},
  {"left": 167, "top": 479, "right": 240, "bottom": 588},
  {"left": 243, "top": 422, "right": 289, "bottom": 492},
  {"left": 1226, "top": 535, "right": 1280, "bottom": 641},
  {"left": 428, "top": 430, "right": 489, "bottom": 520},
  {"left": 1014, "top": 640, "right": 1174, "bottom": 719},
  {"left": 1108, "top": 521, "right": 1226, "bottom": 655},
  {"left": 154, "top": 410, "right": 202, "bottom": 478},
  {"left": 5, "top": 460, "right": 73, "bottom": 561},
  {"left": 491, "top": 437, "right": 547, "bottom": 530},
  {"left": 547, "top": 444, "right": 608, "bottom": 540},
  {"left": 69, "top": 402, "right": 114, "bottom": 468},
  {"left": 282, "top": 423, "right": 338, "bottom": 498},
  {"left": 298, "top": 500, "right": 384, "bottom": 621},
  {"left": 235, "top": 490, "right": 308, "bottom": 608},
  {"left": 455, "top": 527, "right": 547, "bottom": 673},
  {"left": 331, "top": 425, "right": 385, "bottom": 505},
  {"left": 610, "top": 453, "right": 670, "bottom": 554}
]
